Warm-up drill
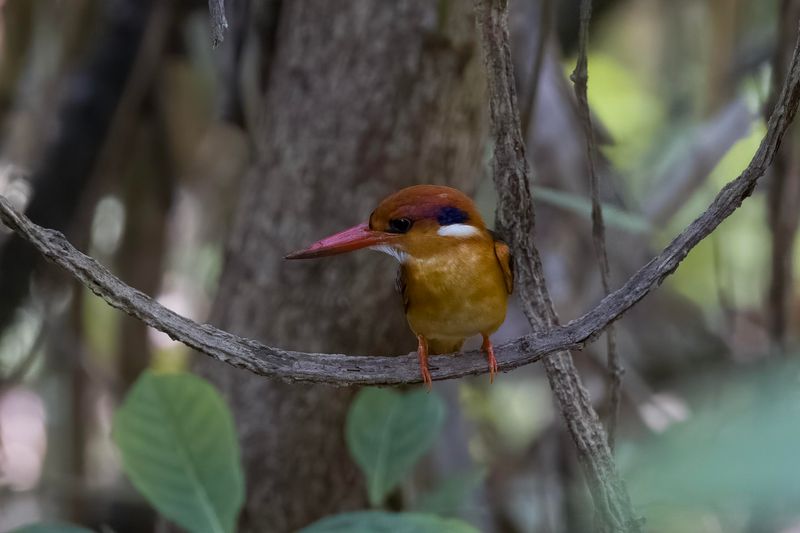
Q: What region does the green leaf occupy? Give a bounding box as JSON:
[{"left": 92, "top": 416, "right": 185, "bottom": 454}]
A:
[
  {"left": 532, "top": 185, "right": 651, "bottom": 234},
  {"left": 414, "top": 467, "right": 486, "bottom": 516},
  {"left": 346, "top": 388, "right": 445, "bottom": 506},
  {"left": 10, "top": 525, "right": 94, "bottom": 533},
  {"left": 625, "top": 361, "right": 800, "bottom": 513},
  {"left": 300, "top": 511, "right": 479, "bottom": 533},
  {"left": 112, "top": 371, "right": 244, "bottom": 533}
]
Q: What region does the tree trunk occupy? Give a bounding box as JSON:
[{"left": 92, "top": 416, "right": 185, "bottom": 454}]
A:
[{"left": 196, "top": 2, "right": 487, "bottom": 531}]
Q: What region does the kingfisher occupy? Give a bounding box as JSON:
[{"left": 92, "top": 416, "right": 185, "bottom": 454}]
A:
[{"left": 285, "top": 185, "right": 513, "bottom": 388}]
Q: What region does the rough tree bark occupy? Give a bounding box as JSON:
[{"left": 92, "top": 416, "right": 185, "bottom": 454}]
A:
[{"left": 196, "top": 2, "right": 486, "bottom": 531}]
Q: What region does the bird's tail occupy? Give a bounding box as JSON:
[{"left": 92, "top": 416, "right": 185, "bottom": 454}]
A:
[{"left": 428, "top": 338, "right": 465, "bottom": 355}]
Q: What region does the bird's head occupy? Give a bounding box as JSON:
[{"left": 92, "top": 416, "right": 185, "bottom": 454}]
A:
[{"left": 285, "top": 185, "right": 487, "bottom": 262}]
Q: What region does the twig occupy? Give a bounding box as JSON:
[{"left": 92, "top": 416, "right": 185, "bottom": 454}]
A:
[
  {"left": 474, "top": 1, "right": 640, "bottom": 531},
  {"left": 766, "top": 0, "right": 800, "bottom": 352},
  {"left": 208, "top": 0, "right": 229, "bottom": 48},
  {"left": 520, "top": 0, "right": 552, "bottom": 137},
  {"left": 217, "top": 0, "right": 249, "bottom": 126},
  {"left": 569, "top": 0, "right": 623, "bottom": 450}
]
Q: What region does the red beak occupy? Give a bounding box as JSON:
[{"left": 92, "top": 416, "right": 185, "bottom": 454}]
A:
[{"left": 285, "top": 223, "right": 396, "bottom": 259}]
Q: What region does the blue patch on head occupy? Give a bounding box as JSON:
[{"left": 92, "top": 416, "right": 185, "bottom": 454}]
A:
[{"left": 437, "top": 206, "right": 469, "bottom": 226}]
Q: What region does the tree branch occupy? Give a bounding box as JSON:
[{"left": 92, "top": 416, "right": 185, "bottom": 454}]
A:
[
  {"left": 474, "top": 0, "right": 639, "bottom": 530},
  {"left": 520, "top": 0, "right": 552, "bottom": 137},
  {"left": 766, "top": 0, "right": 800, "bottom": 351},
  {"left": 208, "top": 0, "right": 229, "bottom": 48},
  {"left": 569, "top": 0, "right": 623, "bottom": 450},
  {"left": 0, "top": 192, "right": 556, "bottom": 384}
]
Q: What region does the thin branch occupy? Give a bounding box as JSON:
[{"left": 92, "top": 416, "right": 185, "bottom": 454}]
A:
[
  {"left": 766, "top": 0, "right": 800, "bottom": 351},
  {"left": 208, "top": 0, "right": 229, "bottom": 48},
  {"left": 520, "top": 0, "right": 552, "bottom": 137},
  {"left": 569, "top": 0, "right": 623, "bottom": 450},
  {"left": 474, "top": 1, "right": 640, "bottom": 530}
]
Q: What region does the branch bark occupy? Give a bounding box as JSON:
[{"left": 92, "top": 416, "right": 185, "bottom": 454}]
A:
[
  {"left": 766, "top": 0, "right": 800, "bottom": 351},
  {"left": 474, "top": 1, "right": 638, "bottom": 530},
  {"left": 208, "top": 0, "right": 228, "bottom": 48},
  {"left": 569, "top": 0, "right": 623, "bottom": 450}
]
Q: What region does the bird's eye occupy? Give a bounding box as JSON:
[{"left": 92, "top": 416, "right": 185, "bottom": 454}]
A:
[{"left": 387, "top": 218, "right": 413, "bottom": 234}]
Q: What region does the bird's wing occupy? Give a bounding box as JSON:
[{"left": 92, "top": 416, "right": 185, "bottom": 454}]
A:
[
  {"left": 395, "top": 266, "right": 410, "bottom": 312},
  {"left": 492, "top": 237, "right": 514, "bottom": 294}
]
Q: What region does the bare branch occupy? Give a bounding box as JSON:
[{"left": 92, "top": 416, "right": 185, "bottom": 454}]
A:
[
  {"left": 569, "top": 0, "right": 623, "bottom": 450},
  {"left": 520, "top": 0, "right": 552, "bottom": 137},
  {"left": 208, "top": 0, "right": 228, "bottom": 48},
  {"left": 766, "top": 0, "right": 800, "bottom": 351},
  {"left": 474, "top": 0, "right": 639, "bottom": 530},
  {"left": 0, "top": 192, "right": 563, "bottom": 385}
]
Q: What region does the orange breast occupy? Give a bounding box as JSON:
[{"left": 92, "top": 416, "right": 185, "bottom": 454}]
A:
[{"left": 402, "top": 240, "right": 509, "bottom": 343}]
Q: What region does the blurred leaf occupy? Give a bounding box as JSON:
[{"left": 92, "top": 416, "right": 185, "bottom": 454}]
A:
[
  {"left": 346, "top": 388, "right": 445, "bottom": 506},
  {"left": 661, "top": 123, "right": 768, "bottom": 310},
  {"left": 300, "top": 511, "right": 479, "bottom": 533},
  {"left": 579, "top": 52, "right": 665, "bottom": 174},
  {"left": 532, "top": 186, "right": 651, "bottom": 234},
  {"left": 10, "top": 525, "right": 94, "bottom": 533},
  {"left": 112, "top": 371, "right": 244, "bottom": 533},
  {"left": 625, "top": 362, "right": 800, "bottom": 512},
  {"left": 414, "top": 467, "right": 486, "bottom": 516},
  {"left": 83, "top": 285, "right": 119, "bottom": 366}
]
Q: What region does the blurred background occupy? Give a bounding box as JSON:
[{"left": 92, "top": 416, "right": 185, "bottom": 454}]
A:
[{"left": 0, "top": 0, "right": 799, "bottom": 531}]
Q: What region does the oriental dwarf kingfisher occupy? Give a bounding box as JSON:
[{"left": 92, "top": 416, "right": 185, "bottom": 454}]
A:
[{"left": 285, "top": 185, "right": 513, "bottom": 388}]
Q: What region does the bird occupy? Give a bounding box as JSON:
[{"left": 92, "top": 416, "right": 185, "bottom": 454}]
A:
[{"left": 285, "top": 185, "right": 513, "bottom": 388}]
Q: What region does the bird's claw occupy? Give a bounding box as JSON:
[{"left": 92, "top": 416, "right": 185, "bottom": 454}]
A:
[
  {"left": 482, "top": 335, "right": 498, "bottom": 384},
  {"left": 420, "top": 365, "right": 432, "bottom": 391},
  {"left": 417, "top": 335, "right": 432, "bottom": 391}
]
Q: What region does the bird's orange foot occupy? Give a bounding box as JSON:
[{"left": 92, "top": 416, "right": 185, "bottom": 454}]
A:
[
  {"left": 417, "top": 335, "right": 432, "bottom": 391},
  {"left": 481, "top": 334, "right": 498, "bottom": 384}
]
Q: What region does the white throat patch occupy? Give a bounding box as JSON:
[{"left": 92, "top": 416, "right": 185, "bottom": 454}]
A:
[
  {"left": 437, "top": 224, "right": 479, "bottom": 238},
  {"left": 371, "top": 245, "right": 409, "bottom": 263}
]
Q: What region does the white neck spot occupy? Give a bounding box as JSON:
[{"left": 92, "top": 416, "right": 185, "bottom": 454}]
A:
[
  {"left": 371, "top": 245, "right": 409, "bottom": 263},
  {"left": 437, "top": 224, "right": 479, "bottom": 238}
]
